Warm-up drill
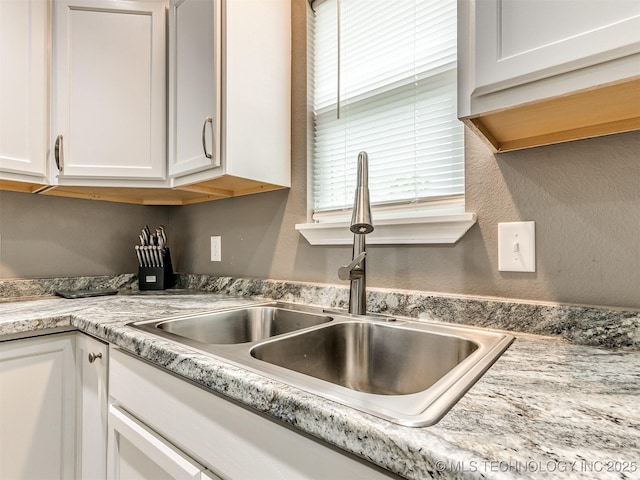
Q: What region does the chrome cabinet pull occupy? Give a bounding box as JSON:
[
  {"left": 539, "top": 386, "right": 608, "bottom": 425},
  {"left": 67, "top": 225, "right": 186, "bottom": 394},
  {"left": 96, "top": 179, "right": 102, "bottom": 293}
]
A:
[
  {"left": 201, "top": 117, "right": 213, "bottom": 159},
  {"left": 88, "top": 352, "right": 103, "bottom": 363},
  {"left": 54, "top": 135, "right": 64, "bottom": 172}
]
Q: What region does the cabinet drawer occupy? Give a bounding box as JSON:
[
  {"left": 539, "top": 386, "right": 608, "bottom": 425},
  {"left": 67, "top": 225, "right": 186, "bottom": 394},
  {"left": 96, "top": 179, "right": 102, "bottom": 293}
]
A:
[{"left": 108, "top": 404, "right": 216, "bottom": 480}]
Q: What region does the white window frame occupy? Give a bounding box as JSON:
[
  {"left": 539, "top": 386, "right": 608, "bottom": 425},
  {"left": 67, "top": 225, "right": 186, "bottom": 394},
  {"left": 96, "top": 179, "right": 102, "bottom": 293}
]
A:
[{"left": 296, "top": 0, "right": 476, "bottom": 245}]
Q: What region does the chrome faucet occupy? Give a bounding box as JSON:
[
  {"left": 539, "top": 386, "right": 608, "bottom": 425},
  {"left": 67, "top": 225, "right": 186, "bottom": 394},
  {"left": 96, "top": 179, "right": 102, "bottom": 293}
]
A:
[{"left": 338, "top": 151, "right": 373, "bottom": 315}]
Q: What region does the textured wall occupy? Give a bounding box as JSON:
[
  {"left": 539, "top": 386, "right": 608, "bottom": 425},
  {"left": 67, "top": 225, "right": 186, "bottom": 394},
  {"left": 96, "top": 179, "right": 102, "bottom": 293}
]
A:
[
  {"left": 0, "top": 191, "right": 169, "bottom": 279},
  {"left": 168, "top": 129, "right": 640, "bottom": 309},
  {"left": 464, "top": 129, "right": 639, "bottom": 307},
  {"left": 169, "top": 0, "right": 640, "bottom": 309}
]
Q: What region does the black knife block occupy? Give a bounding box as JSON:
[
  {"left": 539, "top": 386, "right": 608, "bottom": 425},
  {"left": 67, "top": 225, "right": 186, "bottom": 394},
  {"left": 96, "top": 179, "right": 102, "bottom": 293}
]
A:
[{"left": 138, "top": 249, "right": 175, "bottom": 291}]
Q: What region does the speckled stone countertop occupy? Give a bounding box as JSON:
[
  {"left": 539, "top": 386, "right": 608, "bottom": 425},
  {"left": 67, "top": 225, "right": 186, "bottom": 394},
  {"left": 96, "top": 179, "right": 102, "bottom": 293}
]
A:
[{"left": 1, "top": 276, "right": 639, "bottom": 479}]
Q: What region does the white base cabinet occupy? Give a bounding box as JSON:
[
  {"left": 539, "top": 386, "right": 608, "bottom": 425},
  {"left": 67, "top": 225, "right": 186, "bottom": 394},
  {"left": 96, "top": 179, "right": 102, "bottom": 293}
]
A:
[
  {"left": 76, "top": 333, "right": 109, "bottom": 479},
  {"left": 1, "top": 334, "right": 393, "bottom": 479},
  {"left": 108, "top": 405, "right": 220, "bottom": 480},
  {"left": 0, "top": 334, "right": 77, "bottom": 479},
  {"left": 0, "top": 332, "right": 108, "bottom": 480},
  {"left": 109, "top": 347, "right": 394, "bottom": 479}
]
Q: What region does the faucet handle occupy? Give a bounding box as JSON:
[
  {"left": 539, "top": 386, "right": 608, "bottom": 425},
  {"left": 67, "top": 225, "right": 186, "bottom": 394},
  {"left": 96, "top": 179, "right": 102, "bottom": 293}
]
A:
[{"left": 338, "top": 252, "right": 366, "bottom": 280}]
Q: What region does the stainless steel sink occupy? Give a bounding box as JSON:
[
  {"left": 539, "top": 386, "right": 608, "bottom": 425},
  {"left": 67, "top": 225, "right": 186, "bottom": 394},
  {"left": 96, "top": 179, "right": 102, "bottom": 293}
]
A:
[
  {"left": 155, "top": 306, "right": 332, "bottom": 344},
  {"left": 251, "top": 322, "right": 478, "bottom": 395},
  {"left": 129, "top": 303, "right": 514, "bottom": 427}
]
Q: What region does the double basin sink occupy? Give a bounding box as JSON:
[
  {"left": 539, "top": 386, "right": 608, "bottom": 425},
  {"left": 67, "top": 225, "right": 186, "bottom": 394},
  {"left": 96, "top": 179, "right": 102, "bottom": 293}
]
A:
[{"left": 130, "top": 303, "right": 513, "bottom": 427}]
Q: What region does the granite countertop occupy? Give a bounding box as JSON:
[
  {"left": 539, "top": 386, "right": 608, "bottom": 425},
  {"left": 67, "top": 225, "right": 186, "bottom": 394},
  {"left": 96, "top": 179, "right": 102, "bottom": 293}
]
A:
[{"left": 1, "top": 289, "right": 639, "bottom": 479}]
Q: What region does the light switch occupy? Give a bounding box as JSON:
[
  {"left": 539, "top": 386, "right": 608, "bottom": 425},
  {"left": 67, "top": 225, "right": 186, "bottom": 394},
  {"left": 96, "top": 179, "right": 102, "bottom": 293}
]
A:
[{"left": 498, "top": 221, "right": 535, "bottom": 272}]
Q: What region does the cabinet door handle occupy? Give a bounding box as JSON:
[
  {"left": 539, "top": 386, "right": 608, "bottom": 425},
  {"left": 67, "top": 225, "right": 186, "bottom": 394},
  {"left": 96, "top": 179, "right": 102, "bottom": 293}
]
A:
[
  {"left": 201, "top": 117, "right": 214, "bottom": 160},
  {"left": 54, "top": 135, "right": 64, "bottom": 172},
  {"left": 88, "top": 352, "right": 103, "bottom": 363}
]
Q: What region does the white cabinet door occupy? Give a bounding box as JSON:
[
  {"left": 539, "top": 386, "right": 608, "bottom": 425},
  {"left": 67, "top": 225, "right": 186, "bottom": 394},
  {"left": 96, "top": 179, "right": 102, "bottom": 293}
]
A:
[
  {"left": 107, "top": 405, "right": 214, "bottom": 480},
  {"left": 168, "top": 0, "right": 221, "bottom": 178},
  {"left": 0, "top": 0, "right": 48, "bottom": 183},
  {"left": 53, "top": 0, "right": 166, "bottom": 182},
  {"left": 473, "top": 0, "right": 640, "bottom": 93},
  {"left": 76, "top": 333, "right": 109, "bottom": 480},
  {"left": 222, "top": 0, "right": 291, "bottom": 186},
  {"left": 458, "top": 0, "right": 640, "bottom": 152},
  {"left": 169, "top": 0, "right": 290, "bottom": 189},
  {"left": 0, "top": 334, "right": 77, "bottom": 480}
]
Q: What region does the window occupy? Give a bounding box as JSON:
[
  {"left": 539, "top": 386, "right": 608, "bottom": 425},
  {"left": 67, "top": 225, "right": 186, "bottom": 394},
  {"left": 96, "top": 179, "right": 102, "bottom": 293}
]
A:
[{"left": 297, "top": 0, "right": 475, "bottom": 245}]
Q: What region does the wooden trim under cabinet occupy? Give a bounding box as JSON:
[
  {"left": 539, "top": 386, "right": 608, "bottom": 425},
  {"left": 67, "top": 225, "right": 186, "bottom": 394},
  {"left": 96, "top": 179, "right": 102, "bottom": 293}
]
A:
[
  {"left": 0, "top": 179, "right": 49, "bottom": 194},
  {"left": 38, "top": 175, "right": 287, "bottom": 205},
  {"left": 463, "top": 77, "right": 640, "bottom": 152}
]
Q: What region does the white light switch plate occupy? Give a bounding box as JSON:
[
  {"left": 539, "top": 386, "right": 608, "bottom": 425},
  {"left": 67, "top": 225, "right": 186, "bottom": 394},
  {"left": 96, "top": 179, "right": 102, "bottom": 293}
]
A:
[
  {"left": 498, "top": 221, "right": 535, "bottom": 272},
  {"left": 210, "top": 236, "right": 221, "bottom": 262}
]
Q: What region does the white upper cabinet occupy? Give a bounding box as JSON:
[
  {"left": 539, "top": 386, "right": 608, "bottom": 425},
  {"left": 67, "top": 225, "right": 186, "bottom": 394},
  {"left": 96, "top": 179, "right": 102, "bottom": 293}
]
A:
[
  {"left": 169, "top": 0, "right": 291, "bottom": 193},
  {"left": 168, "top": 0, "right": 221, "bottom": 178},
  {"left": 0, "top": 0, "right": 290, "bottom": 204},
  {"left": 459, "top": 0, "right": 640, "bottom": 152},
  {"left": 473, "top": 0, "right": 640, "bottom": 94},
  {"left": 0, "top": 0, "right": 49, "bottom": 190},
  {"left": 52, "top": 0, "right": 166, "bottom": 184}
]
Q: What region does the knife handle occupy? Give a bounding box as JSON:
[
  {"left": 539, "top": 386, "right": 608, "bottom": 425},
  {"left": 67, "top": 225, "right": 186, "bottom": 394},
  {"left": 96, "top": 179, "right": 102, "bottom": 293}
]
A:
[{"left": 135, "top": 246, "right": 144, "bottom": 267}]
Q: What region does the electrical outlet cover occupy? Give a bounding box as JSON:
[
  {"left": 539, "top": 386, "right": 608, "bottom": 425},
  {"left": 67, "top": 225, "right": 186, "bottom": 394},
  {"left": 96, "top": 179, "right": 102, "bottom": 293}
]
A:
[
  {"left": 498, "top": 221, "right": 535, "bottom": 272},
  {"left": 210, "top": 236, "right": 221, "bottom": 262}
]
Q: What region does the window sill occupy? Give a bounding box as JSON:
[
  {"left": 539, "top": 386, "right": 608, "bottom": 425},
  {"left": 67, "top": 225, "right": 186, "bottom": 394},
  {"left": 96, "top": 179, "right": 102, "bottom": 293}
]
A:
[{"left": 295, "top": 213, "right": 477, "bottom": 246}]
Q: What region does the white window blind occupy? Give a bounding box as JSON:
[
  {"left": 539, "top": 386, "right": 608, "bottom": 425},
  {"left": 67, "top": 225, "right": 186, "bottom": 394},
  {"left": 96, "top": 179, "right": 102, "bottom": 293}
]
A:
[{"left": 311, "top": 0, "right": 464, "bottom": 220}]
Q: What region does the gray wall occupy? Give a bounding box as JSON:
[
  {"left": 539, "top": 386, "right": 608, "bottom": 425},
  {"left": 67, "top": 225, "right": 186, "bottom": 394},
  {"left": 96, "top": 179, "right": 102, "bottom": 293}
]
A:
[
  {"left": 168, "top": 0, "right": 640, "bottom": 309},
  {"left": 168, "top": 129, "right": 640, "bottom": 310},
  {"left": 1, "top": 0, "right": 638, "bottom": 310},
  {"left": 0, "top": 191, "right": 169, "bottom": 278}
]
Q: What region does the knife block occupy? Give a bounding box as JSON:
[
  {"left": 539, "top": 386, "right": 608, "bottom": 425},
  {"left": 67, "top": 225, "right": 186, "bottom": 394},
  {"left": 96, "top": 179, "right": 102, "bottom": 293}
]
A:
[{"left": 138, "top": 249, "right": 175, "bottom": 291}]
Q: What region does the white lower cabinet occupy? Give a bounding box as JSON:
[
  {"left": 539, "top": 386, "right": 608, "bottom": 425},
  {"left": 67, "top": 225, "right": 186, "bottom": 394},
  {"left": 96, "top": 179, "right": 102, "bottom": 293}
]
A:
[
  {"left": 76, "top": 333, "right": 109, "bottom": 479},
  {"left": 0, "top": 334, "right": 76, "bottom": 479},
  {"left": 0, "top": 332, "right": 108, "bottom": 480},
  {"left": 109, "top": 347, "right": 394, "bottom": 479},
  {"left": 2, "top": 334, "right": 393, "bottom": 479}
]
